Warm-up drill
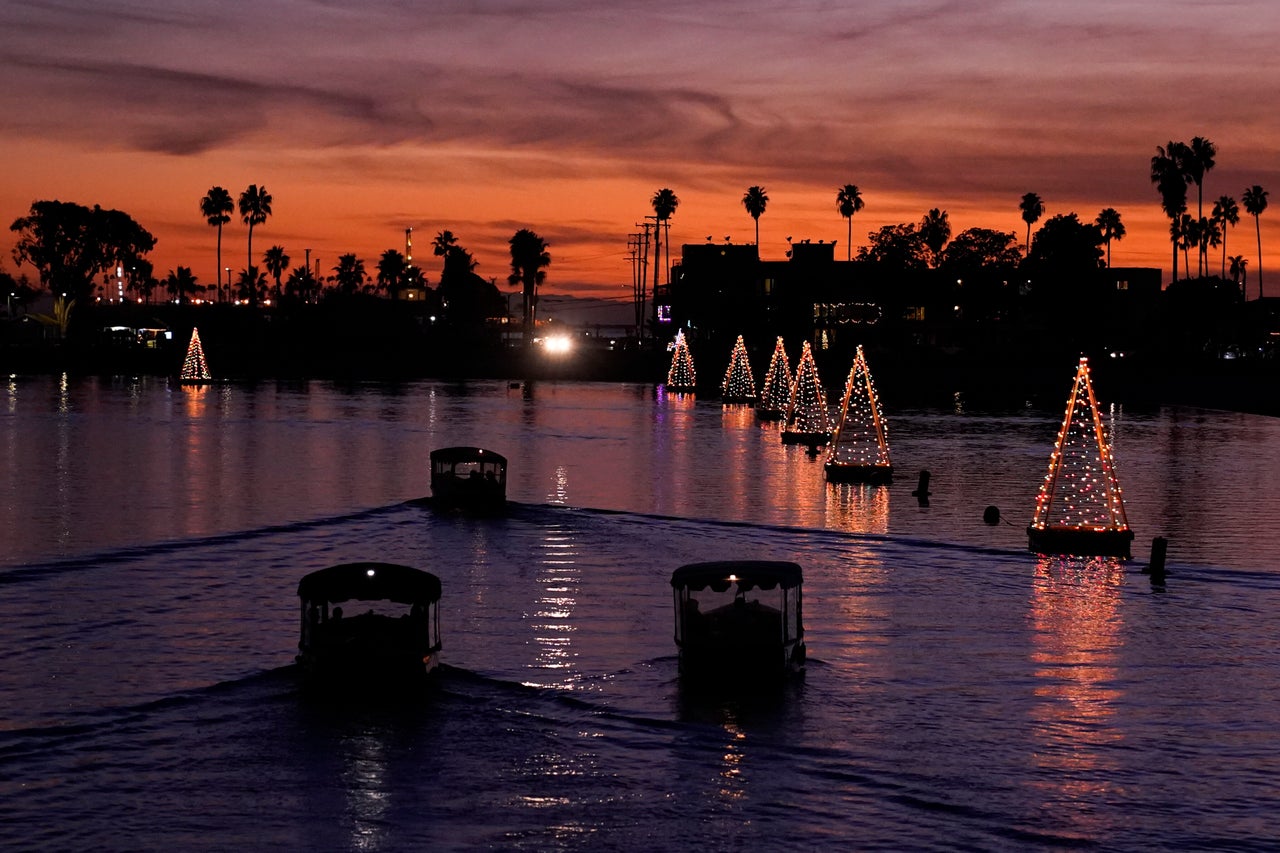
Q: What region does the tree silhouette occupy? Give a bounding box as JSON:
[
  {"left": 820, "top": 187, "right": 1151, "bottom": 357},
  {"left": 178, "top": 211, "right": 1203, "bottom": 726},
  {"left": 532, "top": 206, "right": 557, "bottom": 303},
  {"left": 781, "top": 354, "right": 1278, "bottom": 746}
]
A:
[
  {"left": 1019, "top": 192, "right": 1044, "bottom": 255},
  {"left": 650, "top": 188, "right": 679, "bottom": 332},
  {"left": 263, "top": 245, "right": 289, "bottom": 302},
  {"left": 237, "top": 184, "right": 272, "bottom": 307},
  {"left": 1151, "top": 142, "right": 1190, "bottom": 282},
  {"left": 164, "top": 265, "right": 202, "bottom": 304},
  {"left": 1243, "top": 185, "right": 1268, "bottom": 298},
  {"left": 742, "top": 186, "right": 768, "bottom": 248},
  {"left": 199, "top": 186, "right": 233, "bottom": 296},
  {"left": 1184, "top": 136, "right": 1217, "bottom": 276},
  {"left": 285, "top": 265, "right": 318, "bottom": 303},
  {"left": 236, "top": 266, "right": 268, "bottom": 304},
  {"left": 377, "top": 249, "right": 407, "bottom": 297},
  {"left": 10, "top": 200, "right": 155, "bottom": 303},
  {"left": 332, "top": 254, "right": 366, "bottom": 296},
  {"left": 919, "top": 208, "right": 951, "bottom": 268},
  {"left": 1212, "top": 195, "right": 1240, "bottom": 278},
  {"left": 1094, "top": 208, "right": 1125, "bottom": 268},
  {"left": 836, "top": 184, "right": 863, "bottom": 262},
  {"left": 508, "top": 228, "right": 551, "bottom": 346},
  {"left": 432, "top": 230, "right": 458, "bottom": 258},
  {"left": 1229, "top": 254, "right": 1248, "bottom": 298}
]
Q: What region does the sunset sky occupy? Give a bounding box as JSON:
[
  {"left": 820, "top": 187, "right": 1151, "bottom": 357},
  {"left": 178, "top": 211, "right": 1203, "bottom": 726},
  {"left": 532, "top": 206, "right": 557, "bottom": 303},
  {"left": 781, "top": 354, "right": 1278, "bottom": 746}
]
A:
[{"left": 3, "top": 0, "right": 1280, "bottom": 303}]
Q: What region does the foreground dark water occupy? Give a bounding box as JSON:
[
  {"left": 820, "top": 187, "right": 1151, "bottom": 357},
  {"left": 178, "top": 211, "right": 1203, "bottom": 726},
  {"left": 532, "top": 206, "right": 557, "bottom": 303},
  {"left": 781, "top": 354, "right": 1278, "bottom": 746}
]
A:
[{"left": 3, "top": 375, "right": 1280, "bottom": 850}]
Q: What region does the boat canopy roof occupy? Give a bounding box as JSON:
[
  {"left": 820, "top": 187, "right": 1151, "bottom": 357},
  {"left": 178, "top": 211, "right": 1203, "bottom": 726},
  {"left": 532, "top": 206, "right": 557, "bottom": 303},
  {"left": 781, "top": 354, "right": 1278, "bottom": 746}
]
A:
[
  {"left": 430, "top": 446, "right": 507, "bottom": 467},
  {"left": 671, "top": 560, "right": 803, "bottom": 593},
  {"left": 298, "top": 562, "right": 442, "bottom": 606}
]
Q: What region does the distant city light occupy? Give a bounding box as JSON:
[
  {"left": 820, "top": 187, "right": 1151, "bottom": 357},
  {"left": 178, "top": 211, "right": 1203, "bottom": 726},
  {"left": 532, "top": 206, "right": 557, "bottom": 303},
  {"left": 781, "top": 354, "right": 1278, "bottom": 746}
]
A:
[{"left": 542, "top": 334, "right": 573, "bottom": 354}]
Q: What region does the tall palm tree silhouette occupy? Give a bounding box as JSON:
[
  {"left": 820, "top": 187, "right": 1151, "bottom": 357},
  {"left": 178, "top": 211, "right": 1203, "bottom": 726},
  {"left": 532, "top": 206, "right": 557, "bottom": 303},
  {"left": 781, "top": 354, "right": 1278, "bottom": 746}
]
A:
[
  {"left": 1185, "top": 136, "right": 1216, "bottom": 276},
  {"left": 742, "top": 186, "right": 768, "bottom": 248},
  {"left": 1019, "top": 193, "right": 1044, "bottom": 255},
  {"left": 1212, "top": 195, "right": 1240, "bottom": 278},
  {"left": 1094, "top": 208, "right": 1125, "bottom": 268},
  {"left": 1229, "top": 254, "right": 1248, "bottom": 298},
  {"left": 1151, "top": 143, "right": 1189, "bottom": 282},
  {"left": 238, "top": 184, "right": 272, "bottom": 307},
  {"left": 836, "top": 185, "right": 863, "bottom": 262},
  {"left": 199, "top": 186, "right": 233, "bottom": 301},
  {"left": 333, "top": 254, "right": 366, "bottom": 296},
  {"left": 508, "top": 228, "right": 551, "bottom": 347},
  {"left": 650, "top": 188, "right": 679, "bottom": 337},
  {"left": 263, "top": 245, "right": 289, "bottom": 302},
  {"left": 1243, "top": 185, "right": 1269, "bottom": 298}
]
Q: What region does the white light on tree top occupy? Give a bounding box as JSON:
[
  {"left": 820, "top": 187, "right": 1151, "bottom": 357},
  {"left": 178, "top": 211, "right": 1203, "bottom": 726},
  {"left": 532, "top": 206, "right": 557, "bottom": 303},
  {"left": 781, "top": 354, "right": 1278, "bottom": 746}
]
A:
[
  {"left": 827, "top": 345, "right": 891, "bottom": 467},
  {"left": 1031, "top": 357, "right": 1130, "bottom": 532},
  {"left": 758, "top": 337, "right": 792, "bottom": 415},
  {"left": 720, "top": 334, "right": 757, "bottom": 401},
  {"left": 180, "top": 327, "right": 212, "bottom": 382},
  {"left": 666, "top": 330, "right": 696, "bottom": 390},
  {"left": 786, "top": 341, "right": 830, "bottom": 435}
]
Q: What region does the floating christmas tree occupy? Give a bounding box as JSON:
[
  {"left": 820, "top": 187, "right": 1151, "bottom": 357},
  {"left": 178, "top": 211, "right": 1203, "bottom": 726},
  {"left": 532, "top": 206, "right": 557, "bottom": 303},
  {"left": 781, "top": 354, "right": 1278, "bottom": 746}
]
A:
[
  {"left": 824, "top": 345, "right": 892, "bottom": 483},
  {"left": 666, "top": 330, "right": 697, "bottom": 392},
  {"left": 720, "top": 335, "right": 757, "bottom": 404},
  {"left": 179, "top": 327, "right": 212, "bottom": 383},
  {"left": 757, "top": 337, "right": 792, "bottom": 421},
  {"left": 1028, "top": 356, "right": 1133, "bottom": 557},
  {"left": 781, "top": 341, "right": 831, "bottom": 446}
]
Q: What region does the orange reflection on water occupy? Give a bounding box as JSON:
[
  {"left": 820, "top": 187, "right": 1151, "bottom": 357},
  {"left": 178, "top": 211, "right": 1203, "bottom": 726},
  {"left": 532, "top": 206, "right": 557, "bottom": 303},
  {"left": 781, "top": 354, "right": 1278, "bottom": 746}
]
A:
[
  {"left": 825, "top": 483, "right": 891, "bottom": 535},
  {"left": 1027, "top": 556, "right": 1125, "bottom": 827}
]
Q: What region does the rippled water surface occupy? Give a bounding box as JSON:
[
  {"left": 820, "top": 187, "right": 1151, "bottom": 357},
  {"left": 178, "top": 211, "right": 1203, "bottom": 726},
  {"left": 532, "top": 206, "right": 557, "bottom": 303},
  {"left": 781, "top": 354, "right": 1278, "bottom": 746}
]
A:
[{"left": 3, "top": 375, "right": 1280, "bottom": 850}]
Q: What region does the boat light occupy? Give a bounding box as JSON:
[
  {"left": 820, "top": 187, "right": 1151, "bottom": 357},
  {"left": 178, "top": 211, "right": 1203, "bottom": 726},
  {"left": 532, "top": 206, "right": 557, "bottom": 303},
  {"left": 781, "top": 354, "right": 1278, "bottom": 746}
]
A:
[
  {"left": 728, "top": 574, "right": 739, "bottom": 583},
  {"left": 366, "top": 568, "right": 376, "bottom": 577}
]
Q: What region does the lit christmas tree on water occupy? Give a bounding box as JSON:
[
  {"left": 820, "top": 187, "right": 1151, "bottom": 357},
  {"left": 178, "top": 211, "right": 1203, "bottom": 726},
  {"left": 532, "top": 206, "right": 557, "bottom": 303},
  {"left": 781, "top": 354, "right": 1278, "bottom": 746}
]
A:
[
  {"left": 757, "top": 337, "right": 792, "bottom": 420},
  {"left": 720, "top": 335, "right": 757, "bottom": 404},
  {"left": 825, "top": 345, "right": 892, "bottom": 483},
  {"left": 666, "top": 330, "right": 696, "bottom": 392},
  {"left": 781, "top": 341, "right": 831, "bottom": 445},
  {"left": 180, "top": 327, "right": 212, "bottom": 383},
  {"left": 1028, "top": 357, "right": 1133, "bottom": 557}
]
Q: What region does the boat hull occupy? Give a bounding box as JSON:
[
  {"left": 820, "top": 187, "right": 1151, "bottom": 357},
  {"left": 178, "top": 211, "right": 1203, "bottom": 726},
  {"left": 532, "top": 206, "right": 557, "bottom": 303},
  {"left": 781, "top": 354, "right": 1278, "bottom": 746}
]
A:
[
  {"left": 824, "top": 461, "right": 893, "bottom": 484},
  {"left": 1027, "top": 525, "right": 1134, "bottom": 558}
]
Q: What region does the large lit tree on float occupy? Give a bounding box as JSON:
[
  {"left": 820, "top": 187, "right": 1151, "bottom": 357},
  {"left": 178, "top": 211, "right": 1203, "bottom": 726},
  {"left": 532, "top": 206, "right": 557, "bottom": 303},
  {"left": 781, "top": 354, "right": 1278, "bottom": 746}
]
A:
[
  {"left": 666, "top": 329, "right": 696, "bottom": 392},
  {"left": 757, "top": 337, "right": 791, "bottom": 420},
  {"left": 1028, "top": 357, "right": 1133, "bottom": 557},
  {"left": 720, "top": 335, "right": 756, "bottom": 403},
  {"left": 824, "top": 345, "right": 892, "bottom": 482},
  {"left": 781, "top": 341, "right": 830, "bottom": 445},
  {"left": 180, "top": 327, "right": 212, "bottom": 383}
]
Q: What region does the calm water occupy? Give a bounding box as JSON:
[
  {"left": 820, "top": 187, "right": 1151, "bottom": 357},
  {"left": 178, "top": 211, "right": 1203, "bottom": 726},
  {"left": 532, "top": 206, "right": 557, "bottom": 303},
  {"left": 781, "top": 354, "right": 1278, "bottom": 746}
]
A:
[{"left": 3, "top": 374, "right": 1280, "bottom": 850}]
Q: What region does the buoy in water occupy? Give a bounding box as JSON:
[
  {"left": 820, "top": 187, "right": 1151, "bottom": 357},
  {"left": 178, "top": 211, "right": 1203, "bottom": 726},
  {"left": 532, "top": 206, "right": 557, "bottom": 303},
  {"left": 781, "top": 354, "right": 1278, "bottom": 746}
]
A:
[
  {"left": 1142, "top": 536, "right": 1168, "bottom": 577},
  {"left": 983, "top": 505, "right": 1001, "bottom": 525},
  {"left": 912, "top": 470, "right": 931, "bottom": 506}
]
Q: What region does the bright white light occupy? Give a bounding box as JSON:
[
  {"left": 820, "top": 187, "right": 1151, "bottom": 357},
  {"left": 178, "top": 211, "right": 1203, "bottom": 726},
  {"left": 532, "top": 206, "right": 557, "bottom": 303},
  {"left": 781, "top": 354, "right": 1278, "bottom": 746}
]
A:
[{"left": 544, "top": 335, "right": 573, "bottom": 354}]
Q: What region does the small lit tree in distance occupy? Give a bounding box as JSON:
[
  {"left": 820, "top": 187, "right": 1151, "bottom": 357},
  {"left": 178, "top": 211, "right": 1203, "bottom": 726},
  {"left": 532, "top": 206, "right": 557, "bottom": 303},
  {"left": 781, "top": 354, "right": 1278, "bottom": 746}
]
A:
[
  {"left": 720, "top": 334, "right": 756, "bottom": 403},
  {"left": 783, "top": 340, "right": 830, "bottom": 442},
  {"left": 757, "top": 337, "right": 792, "bottom": 419},
  {"left": 666, "top": 330, "right": 696, "bottom": 391},
  {"left": 180, "top": 327, "right": 212, "bottom": 382},
  {"left": 826, "top": 344, "right": 892, "bottom": 476}
]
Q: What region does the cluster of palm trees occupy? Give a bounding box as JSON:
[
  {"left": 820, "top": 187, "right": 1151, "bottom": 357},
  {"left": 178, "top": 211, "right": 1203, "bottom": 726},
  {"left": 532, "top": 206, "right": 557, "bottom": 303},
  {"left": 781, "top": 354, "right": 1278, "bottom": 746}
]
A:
[
  {"left": 199, "top": 184, "right": 274, "bottom": 305},
  {"left": 1149, "top": 137, "right": 1268, "bottom": 296}
]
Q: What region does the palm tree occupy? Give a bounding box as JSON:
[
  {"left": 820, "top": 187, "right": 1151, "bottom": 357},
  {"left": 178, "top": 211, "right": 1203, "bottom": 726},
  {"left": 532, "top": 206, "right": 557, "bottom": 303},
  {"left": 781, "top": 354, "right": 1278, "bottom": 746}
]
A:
[
  {"left": 1151, "top": 143, "right": 1190, "bottom": 282},
  {"left": 333, "top": 254, "right": 366, "bottom": 296},
  {"left": 508, "top": 228, "right": 551, "bottom": 346},
  {"left": 1229, "top": 254, "right": 1248, "bottom": 298},
  {"left": 199, "top": 186, "right": 233, "bottom": 296},
  {"left": 237, "top": 184, "right": 273, "bottom": 307},
  {"left": 836, "top": 184, "right": 863, "bottom": 262},
  {"left": 1019, "top": 193, "right": 1044, "bottom": 255},
  {"left": 649, "top": 188, "right": 679, "bottom": 337},
  {"left": 742, "top": 186, "right": 768, "bottom": 248},
  {"left": 262, "top": 245, "right": 289, "bottom": 302},
  {"left": 1184, "top": 136, "right": 1217, "bottom": 276},
  {"left": 236, "top": 266, "right": 268, "bottom": 304},
  {"left": 164, "top": 266, "right": 201, "bottom": 304},
  {"left": 1243, "top": 185, "right": 1268, "bottom": 298},
  {"left": 919, "top": 208, "right": 951, "bottom": 268},
  {"left": 377, "top": 249, "right": 407, "bottom": 297},
  {"left": 1212, "top": 195, "right": 1240, "bottom": 278},
  {"left": 1094, "top": 208, "right": 1125, "bottom": 268},
  {"left": 432, "top": 230, "right": 458, "bottom": 258}
]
